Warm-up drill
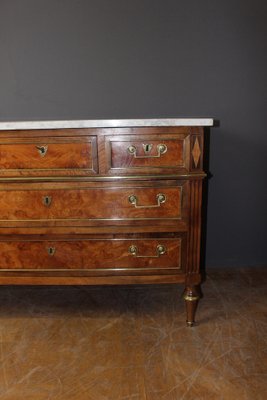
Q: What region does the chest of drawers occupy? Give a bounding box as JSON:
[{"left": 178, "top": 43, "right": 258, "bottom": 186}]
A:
[{"left": 0, "top": 118, "right": 213, "bottom": 326}]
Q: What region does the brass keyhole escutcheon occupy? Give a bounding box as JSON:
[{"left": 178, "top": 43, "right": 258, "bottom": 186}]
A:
[
  {"left": 36, "top": 145, "right": 48, "bottom": 157},
  {"left": 47, "top": 247, "right": 56, "bottom": 256},
  {"left": 142, "top": 143, "right": 153, "bottom": 154},
  {"left": 42, "top": 195, "right": 52, "bottom": 207}
]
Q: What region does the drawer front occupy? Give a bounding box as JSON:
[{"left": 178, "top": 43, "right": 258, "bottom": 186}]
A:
[
  {"left": 0, "top": 238, "right": 184, "bottom": 271},
  {"left": 0, "top": 182, "right": 188, "bottom": 226},
  {"left": 0, "top": 137, "right": 98, "bottom": 176},
  {"left": 104, "top": 133, "right": 190, "bottom": 174}
]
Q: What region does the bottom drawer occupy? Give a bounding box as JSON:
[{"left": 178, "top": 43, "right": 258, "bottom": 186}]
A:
[{"left": 0, "top": 237, "right": 185, "bottom": 271}]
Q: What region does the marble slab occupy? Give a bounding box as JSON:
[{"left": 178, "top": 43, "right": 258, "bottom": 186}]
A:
[{"left": 0, "top": 118, "right": 214, "bottom": 130}]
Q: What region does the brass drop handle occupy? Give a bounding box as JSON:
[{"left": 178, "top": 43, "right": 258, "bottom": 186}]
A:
[
  {"left": 127, "top": 143, "right": 167, "bottom": 158},
  {"left": 42, "top": 195, "right": 52, "bottom": 207},
  {"left": 129, "top": 244, "right": 166, "bottom": 258},
  {"left": 47, "top": 247, "right": 56, "bottom": 256},
  {"left": 128, "top": 193, "right": 166, "bottom": 208},
  {"left": 36, "top": 145, "right": 48, "bottom": 157}
]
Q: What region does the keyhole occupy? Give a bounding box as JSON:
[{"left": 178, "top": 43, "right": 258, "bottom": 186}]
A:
[
  {"left": 36, "top": 145, "right": 48, "bottom": 157},
  {"left": 142, "top": 143, "right": 153, "bottom": 154},
  {"left": 47, "top": 247, "right": 56, "bottom": 256},
  {"left": 42, "top": 195, "right": 52, "bottom": 207}
]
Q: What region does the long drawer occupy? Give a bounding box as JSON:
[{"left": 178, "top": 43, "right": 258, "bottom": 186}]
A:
[
  {"left": 0, "top": 181, "right": 189, "bottom": 227},
  {"left": 0, "top": 237, "right": 185, "bottom": 272}
]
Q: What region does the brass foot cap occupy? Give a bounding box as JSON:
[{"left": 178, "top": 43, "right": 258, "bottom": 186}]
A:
[{"left": 186, "top": 321, "right": 195, "bottom": 327}]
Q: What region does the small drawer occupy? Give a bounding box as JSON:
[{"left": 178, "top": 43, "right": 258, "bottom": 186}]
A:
[
  {"left": 104, "top": 133, "right": 190, "bottom": 175},
  {"left": 0, "top": 237, "right": 184, "bottom": 271},
  {"left": 0, "top": 181, "right": 188, "bottom": 227},
  {"left": 0, "top": 136, "right": 98, "bottom": 176}
]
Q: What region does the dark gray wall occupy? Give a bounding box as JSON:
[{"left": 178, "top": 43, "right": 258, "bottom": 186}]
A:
[{"left": 0, "top": 0, "right": 266, "bottom": 267}]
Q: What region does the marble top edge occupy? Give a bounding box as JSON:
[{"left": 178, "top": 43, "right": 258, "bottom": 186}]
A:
[{"left": 0, "top": 118, "right": 214, "bottom": 130}]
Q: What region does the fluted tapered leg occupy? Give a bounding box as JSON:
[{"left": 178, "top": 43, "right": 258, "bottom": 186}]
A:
[{"left": 182, "top": 285, "right": 201, "bottom": 327}]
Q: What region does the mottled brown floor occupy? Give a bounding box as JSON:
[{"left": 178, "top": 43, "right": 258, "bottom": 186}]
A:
[{"left": 0, "top": 268, "right": 266, "bottom": 399}]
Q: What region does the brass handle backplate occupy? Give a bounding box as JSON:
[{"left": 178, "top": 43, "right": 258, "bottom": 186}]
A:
[
  {"left": 47, "top": 247, "right": 56, "bottom": 256},
  {"left": 127, "top": 143, "right": 167, "bottom": 158},
  {"left": 128, "top": 193, "right": 166, "bottom": 208},
  {"left": 129, "top": 244, "right": 166, "bottom": 258},
  {"left": 42, "top": 195, "right": 52, "bottom": 207},
  {"left": 36, "top": 145, "right": 48, "bottom": 157}
]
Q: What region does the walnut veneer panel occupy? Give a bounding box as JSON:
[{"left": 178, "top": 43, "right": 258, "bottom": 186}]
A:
[
  {"left": 0, "top": 237, "right": 184, "bottom": 271},
  {"left": 0, "top": 181, "right": 188, "bottom": 228},
  {"left": 0, "top": 136, "right": 98, "bottom": 177},
  {"left": 104, "top": 132, "right": 190, "bottom": 174},
  {"left": 0, "top": 186, "right": 181, "bottom": 220}
]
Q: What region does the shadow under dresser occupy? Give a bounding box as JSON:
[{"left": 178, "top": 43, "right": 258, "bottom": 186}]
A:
[{"left": 0, "top": 118, "right": 214, "bottom": 326}]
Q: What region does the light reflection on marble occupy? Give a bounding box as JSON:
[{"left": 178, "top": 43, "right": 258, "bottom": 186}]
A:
[
  {"left": 0, "top": 118, "right": 214, "bottom": 130},
  {"left": 0, "top": 267, "right": 266, "bottom": 399}
]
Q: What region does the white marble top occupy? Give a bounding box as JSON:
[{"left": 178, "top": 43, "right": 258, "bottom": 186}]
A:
[{"left": 0, "top": 118, "right": 213, "bottom": 130}]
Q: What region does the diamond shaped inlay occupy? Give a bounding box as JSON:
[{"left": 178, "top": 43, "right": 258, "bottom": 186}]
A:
[{"left": 192, "top": 137, "right": 201, "bottom": 167}]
